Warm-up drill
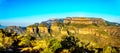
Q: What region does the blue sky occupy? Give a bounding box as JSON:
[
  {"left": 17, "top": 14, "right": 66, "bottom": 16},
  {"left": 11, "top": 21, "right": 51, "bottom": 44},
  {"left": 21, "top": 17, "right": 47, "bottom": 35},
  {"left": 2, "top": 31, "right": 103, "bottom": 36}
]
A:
[{"left": 0, "top": 0, "right": 120, "bottom": 26}]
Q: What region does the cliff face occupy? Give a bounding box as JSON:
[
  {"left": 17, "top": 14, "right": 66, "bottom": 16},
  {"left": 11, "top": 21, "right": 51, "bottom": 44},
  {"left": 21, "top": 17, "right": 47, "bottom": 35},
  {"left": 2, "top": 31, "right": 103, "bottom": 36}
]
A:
[
  {"left": 106, "top": 26, "right": 120, "bottom": 38},
  {"left": 64, "top": 17, "right": 107, "bottom": 26},
  {"left": 26, "top": 23, "right": 49, "bottom": 36},
  {"left": 64, "top": 17, "right": 92, "bottom": 24},
  {"left": 38, "top": 25, "right": 48, "bottom": 33},
  {"left": 26, "top": 17, "right": 120, "bottom": 38},
  {"left": 78, "top": 28, "right": 96, "bottom": 34},
  {"left": 51, "top": 25, "right": 61, "bottom": 32},
  {"left": 26, "top": 26, "right": 38, "bottom": 34},
  {"left": 25, "top": 17, "right": 120, "bottom": 48}
]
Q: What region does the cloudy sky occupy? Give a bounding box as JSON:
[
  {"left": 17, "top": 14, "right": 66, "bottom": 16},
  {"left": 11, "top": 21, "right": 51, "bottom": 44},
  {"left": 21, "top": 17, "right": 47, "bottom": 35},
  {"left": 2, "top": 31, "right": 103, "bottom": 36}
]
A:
[{"left": 0, "top": 0, "right": 120, "bottom": 26}]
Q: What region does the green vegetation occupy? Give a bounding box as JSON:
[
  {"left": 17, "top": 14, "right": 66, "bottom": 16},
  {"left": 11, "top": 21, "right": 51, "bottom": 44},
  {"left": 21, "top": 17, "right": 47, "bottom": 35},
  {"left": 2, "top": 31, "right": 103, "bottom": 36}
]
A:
[
  {"left": 0, "top": 28, "right": 120, "bottom": 53},
  {"left": 0, "top": 17, "right": 120, "bottom": 53}
]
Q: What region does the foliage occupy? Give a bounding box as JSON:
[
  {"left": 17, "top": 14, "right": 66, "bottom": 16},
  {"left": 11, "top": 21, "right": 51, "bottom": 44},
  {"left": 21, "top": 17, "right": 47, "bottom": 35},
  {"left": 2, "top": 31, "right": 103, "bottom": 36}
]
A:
[
  {"left": 61, "top": 35, "right": 79, "bottom": 49},
  {"left": 42, "top": 48, "right": 53, "bottom": 53},
  {"left": 18, "top": 35, "right": 31, "bottom": 47},
  {"left": 49, "top": 38, "right": 62, "bottom": 52},
  {"left": 3, "top": 37, "right": 13, "bottom": 47},
  {"left": 103, "top": 46, "right": 118, "bottom": 53}
]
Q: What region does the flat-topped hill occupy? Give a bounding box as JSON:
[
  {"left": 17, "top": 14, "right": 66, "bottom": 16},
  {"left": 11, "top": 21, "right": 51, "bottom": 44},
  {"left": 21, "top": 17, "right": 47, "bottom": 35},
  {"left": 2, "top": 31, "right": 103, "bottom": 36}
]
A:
[{"left": 64, "top": 17, "right": 107, "bottom": 26}]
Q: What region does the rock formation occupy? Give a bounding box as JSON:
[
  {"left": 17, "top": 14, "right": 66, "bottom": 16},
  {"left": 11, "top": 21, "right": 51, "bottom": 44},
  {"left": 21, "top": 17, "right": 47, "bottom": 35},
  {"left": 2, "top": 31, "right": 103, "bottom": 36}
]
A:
[
  {"left": 1, "top": 17, "right": 120, "bottom": 53},
  {"left": 38, "top": 23, "right": 48, "bottom": 33},
  {"left": 25, "top": 17, "right": 120, "bottom": 47},
  {"left": 64, "top": 17, "right": 107, "bottom": 26},
  {"left": 26, "top": 25, "right": 38, "bottom": 34}
]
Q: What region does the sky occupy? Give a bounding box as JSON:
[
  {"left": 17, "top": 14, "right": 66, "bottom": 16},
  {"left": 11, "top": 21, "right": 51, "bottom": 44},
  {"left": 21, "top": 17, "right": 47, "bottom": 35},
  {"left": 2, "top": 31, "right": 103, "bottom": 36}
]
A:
[{"left": 0, "top": 0, "right": 120, "bottom": 26}]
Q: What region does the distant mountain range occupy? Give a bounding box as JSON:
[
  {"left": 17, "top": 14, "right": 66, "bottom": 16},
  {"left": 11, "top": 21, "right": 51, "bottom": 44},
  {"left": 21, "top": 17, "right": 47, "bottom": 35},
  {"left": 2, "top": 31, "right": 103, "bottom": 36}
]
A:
[
  {"left": 0, "top": 25, "right": 26, "bottom": 34},
  {"left": 40, "top": 18, "right": 120, "bottom": 27},
  {"left": 0, "top": 25, "right": 7, "bottom": 29},
  {"left": 5, "top": 26, "right": 26, "bottom": 34},
  {"left": 105, "top": 21, "right": 120, "bottom": 26}
]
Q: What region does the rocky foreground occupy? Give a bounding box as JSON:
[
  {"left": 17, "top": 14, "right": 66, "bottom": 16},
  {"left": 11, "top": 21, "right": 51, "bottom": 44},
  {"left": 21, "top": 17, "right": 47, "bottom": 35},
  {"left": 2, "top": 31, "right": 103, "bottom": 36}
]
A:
[{"left": 0, "top": 17, "right": 120, "bottom": 53}]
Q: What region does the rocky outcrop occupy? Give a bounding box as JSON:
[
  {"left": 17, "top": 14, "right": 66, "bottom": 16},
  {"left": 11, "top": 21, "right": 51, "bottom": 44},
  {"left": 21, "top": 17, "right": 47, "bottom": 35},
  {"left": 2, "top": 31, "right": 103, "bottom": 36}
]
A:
[
  {"left": 106, "top": 26, "right": 120, "bottom": 38},
  {"left": 26, "top": 23, "right": 49, "bottom": 35},
  {"left": 26, "top": 17, "right": 120, "bottom": 38},
  {"left": 25, "top": 17, "right": 120, "bottom": 48},
  {"left": 26, "top": 25, "right": 38, "bottom": 34},
  {"left": 64, "top": 17, "right": 92, "bottom": 24},
  {"left": 64, "top": 17, "right": 107, "bottom": 26},
  {"left": 38, "top": 23, "right": 48, "bottom": 33},
  {"left": 50, "top": 21, "right": 62, "bottom": 32},
  {"left": 78, "top": 28, "right": 97, "bottom": 34},
  {"left": 61, "top": 27, "right": 68, "bottom": 35}
]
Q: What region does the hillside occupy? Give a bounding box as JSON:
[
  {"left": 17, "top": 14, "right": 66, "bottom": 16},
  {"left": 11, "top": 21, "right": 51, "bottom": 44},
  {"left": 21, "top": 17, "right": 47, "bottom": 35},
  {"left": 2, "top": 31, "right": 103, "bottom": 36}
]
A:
[{"left": 0, "top": 17, "right": 120, "bottom": 53}]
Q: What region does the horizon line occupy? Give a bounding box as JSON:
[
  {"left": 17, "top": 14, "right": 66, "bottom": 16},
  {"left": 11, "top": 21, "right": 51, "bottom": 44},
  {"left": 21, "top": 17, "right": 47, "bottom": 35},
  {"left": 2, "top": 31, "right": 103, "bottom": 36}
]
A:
[{"left": 0, "top": 12, "right": 120, "bottom": 26}]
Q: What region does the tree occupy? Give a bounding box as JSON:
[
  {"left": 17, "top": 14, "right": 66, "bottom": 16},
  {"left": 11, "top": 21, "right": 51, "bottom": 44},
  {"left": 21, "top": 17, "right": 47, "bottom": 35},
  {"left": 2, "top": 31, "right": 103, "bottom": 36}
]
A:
[
  {"left": 103, "top": 46, "right": 118, "bottom": 53},
  {"left": 49, "top": 38, "right": 62, "bottom": 52},
  {"left": 18, "top": 35, "right": 31, "bottom": 47},
  {"left": 61, "top": 35, "right": 79, "bottom": 49}
]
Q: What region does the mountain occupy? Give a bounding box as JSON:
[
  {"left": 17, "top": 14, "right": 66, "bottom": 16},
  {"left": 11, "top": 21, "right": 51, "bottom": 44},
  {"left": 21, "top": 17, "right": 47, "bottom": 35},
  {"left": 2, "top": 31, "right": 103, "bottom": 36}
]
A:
[
  {"left": 5, "top": 26, "right": 26, "bottom": 34},
  {"left": 41, "top": 18, "right": 64, "bottom": 28},
  {"left": 106, "top": 21, "right": 120, "bottom": 26},
  {"left": 0, "top": 17, "right": 120, "bottom": 53},
  {"left": 26, "top": 17, "right": 120, "bottom": 48}
]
